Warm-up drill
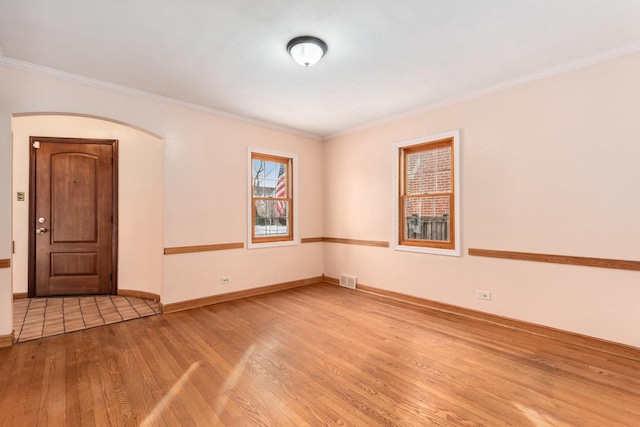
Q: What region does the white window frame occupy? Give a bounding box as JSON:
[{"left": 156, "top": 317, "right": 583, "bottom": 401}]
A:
[
  {"left": 247, "top": 147, "right": 299, "bottom": 249},
  {"left": 393, "top": 129, "right": 461, "bottom": 256}
]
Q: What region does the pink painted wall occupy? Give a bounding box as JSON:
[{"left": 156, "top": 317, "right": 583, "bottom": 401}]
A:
[
  {"left": 0, "top": 64, "right": 323, "bottom": 337},
  {"left": 1, "top": 49, "right": 639, "bottom": 348},
  {"left": 323, "top": 52, "right": 640, "bottom": 347}
]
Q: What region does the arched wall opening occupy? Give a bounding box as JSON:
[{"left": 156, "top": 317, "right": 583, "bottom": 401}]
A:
[{"left": 11, "top": 113, "right": 164, "bottom": 300}]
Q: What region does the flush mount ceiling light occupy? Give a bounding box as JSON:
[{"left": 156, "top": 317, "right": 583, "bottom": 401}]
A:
[{"left": 287, "top": 36, "right": 328, "bottom": 67}]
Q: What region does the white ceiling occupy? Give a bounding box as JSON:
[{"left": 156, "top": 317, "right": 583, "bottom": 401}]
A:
[{"left": 2, "top": 1, "right": 640, "bottom": 137}]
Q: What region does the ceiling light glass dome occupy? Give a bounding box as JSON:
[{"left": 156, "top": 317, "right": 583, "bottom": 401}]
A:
[{"left": 287, "top": 36, "right": 328, "bottom": 67}]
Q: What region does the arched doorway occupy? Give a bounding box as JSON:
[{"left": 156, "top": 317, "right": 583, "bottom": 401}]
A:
[{"left": 12, "top": 113, "right": 164, "bottom": 303}]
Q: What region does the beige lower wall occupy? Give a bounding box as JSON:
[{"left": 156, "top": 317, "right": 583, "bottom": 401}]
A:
[{"left": 163, "top": 243, "right": 323, "bottom": 304}]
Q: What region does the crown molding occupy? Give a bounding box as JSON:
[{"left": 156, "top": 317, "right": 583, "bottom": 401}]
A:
[
  {"left": 0, "top": 55, "right": 321, "bottom": 141},
  {"left": 4, "top": 39, "right": 640, "bottom": 142},
  {"left": 325, "top": 41, "right": 640, "bottom": 141}
]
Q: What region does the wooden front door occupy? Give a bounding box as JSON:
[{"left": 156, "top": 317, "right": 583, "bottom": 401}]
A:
[{"left": 29, "top": 137, "right": 117, "bottom": 297}]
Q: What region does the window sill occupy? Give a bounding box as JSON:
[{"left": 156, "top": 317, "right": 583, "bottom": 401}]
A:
[
  {"left": 248, "top": 239, "right": 299, "bottom": 250},
  {"left": 394, "top": 244, "right": 461, "bottom": 257}
]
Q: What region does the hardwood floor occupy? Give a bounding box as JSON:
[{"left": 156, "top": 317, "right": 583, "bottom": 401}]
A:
[{"left": 0, "top": 283, "right": 638, "bottom": 426}]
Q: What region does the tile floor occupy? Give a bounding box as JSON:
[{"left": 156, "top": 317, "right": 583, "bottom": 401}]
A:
[{"left": 13, "top": 295, "right": 162, "bottom": 343}]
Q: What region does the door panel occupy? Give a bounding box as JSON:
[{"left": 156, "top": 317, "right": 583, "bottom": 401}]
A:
[
  {"left": 51, "top": 252, "right": 98, "bottom": 276},
  {"left": 51, "top": 153, "right": 99, "bottom": 242},
  {"left": 30, "top": 138, "right": 116, "bottom": 296}
]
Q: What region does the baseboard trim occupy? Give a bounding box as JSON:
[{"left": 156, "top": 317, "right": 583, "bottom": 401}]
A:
[
  {"left": 0, "top": 331, "right": 14, "bottom": 348},
  {"left": 162, "top": 275, "right": 324, "bottom": 314},
  {"left": 117, "top": 289, "right": 161, "bottom": 302},
  {"left": 13, "top": 292, "right": 28, "bottom": 300},
  {"left": 323, "top": 276, "right": 640, "bottom": 361},
  {"left": 323, "top": 275, "right": 339, "bottom": 285}
]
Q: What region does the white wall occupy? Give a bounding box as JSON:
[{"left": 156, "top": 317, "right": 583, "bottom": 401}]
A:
[
  {"left": 323, "top": 52, "right": 640, "bottom": 348},
  {"left": 11, "top": 114, "right": 164, "bottom": 297},
  {"left": 0, "top": 64, "right": 323, "bottom": 338}
]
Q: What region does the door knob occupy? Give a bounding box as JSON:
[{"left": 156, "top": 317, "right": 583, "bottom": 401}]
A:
[{"left": 36, "top": 227, "right": 48, "bottom": 234}]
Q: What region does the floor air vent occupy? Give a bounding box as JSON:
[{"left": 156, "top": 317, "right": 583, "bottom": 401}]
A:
[{"left": 339, "top": 274, "right": 357, "bottom": 289}]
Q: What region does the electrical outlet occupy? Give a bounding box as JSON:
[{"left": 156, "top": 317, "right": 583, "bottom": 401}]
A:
[
  {"left": 221, "top": 276, "right": 231, "bottom": 285},
  {"left": 476, "top": 290, "right": 491, "bottom": 300}
]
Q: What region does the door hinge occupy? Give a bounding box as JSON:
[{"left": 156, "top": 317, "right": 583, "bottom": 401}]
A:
[{"left": 33, "top": 140, "right": 40, "bottom": 149}]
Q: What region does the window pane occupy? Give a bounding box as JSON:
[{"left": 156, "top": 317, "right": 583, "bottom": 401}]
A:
[
  {"left": 254, "top": 200, "right": 289, "bottom": 237},
  {"left": 253, "top": 160, "right": 265, "bottom": 196},
  {"left": 274, "top": 163, "right": 287, "bottom": 199},
  {"left": 434, "top": 146, "right": 452, "bottom": 193},
  {"left": 405, "top": 146, "right": 452, "bottom": 195},
  {"left": 264, "top": 179, "right": 276, "bottom": 196},
  {"left": 406, "top": 152, "right": 424, "bottom": 194},
  {"left": 404, "top": 196, "right": 450, "bottom": 241},
  {"left": 253, "top": 160, "right": 287, "bottom": 199}
]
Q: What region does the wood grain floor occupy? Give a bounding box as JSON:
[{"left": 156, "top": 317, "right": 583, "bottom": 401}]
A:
[{"left": 0, "top": 283, "right": 638, "bottom": 426}]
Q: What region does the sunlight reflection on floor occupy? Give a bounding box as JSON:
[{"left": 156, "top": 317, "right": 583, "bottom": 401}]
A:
[
  {"left": 513, "top": 402, "right": 559, "bottom": 426},
  {"left": 140, "top": 344, "right": 257, "bottom": 425},
  {"left": 212, "top": 344, "right": 256, "bottom": 416},
  {"left": 141, "top": 361, "right": 202, "bottom": 427}
]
